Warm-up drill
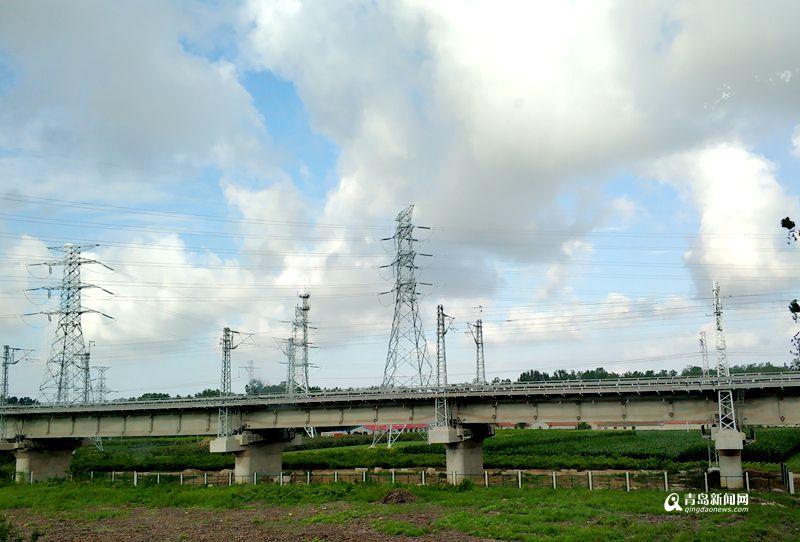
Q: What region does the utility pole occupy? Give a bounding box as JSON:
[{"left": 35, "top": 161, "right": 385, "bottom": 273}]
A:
[
  {"left": 433, "top": 304, "right": 454, "bottom": 428},
  {"left": 28, "top": 244, "right": 113, "bottom": 404},
  {"left": 382, "top": 205, "right": 433, "bottom": 388},
  {"left": 699, "top": 331, "right": 709, "bottom": 378},
  {"left": 218, "top": 327, "right": 253, "bottom": 438},
  {"left": 713, "top": 282, "right": 736, "bottom": 431},
  {"left": 1, "top": 345, "right": 32, "bottom": 440},
  {"left": 467, "top": 310, "right": 486, "bottom": 384}
]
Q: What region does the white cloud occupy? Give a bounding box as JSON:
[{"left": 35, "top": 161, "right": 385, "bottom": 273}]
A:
[
  {"left": 0, "top": 1, "right": 274, "bottom": 199},
  {"left": 648, "top": 143, "right": 800, "bottom": 296}
]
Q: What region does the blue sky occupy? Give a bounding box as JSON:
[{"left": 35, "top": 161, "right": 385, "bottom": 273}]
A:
[{"left": 0, "top": 1, "right": 798, "bottom": 400}]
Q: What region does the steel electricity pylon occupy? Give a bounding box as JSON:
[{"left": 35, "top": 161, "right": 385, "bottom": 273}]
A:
[
  {"left": 699, "top": 330, "right": 709, "bottom": 378},
  {"left": 713, "top": 282, "right": 737, "bottom": 431},
  {"left": 28, "top": 244, "right": 113, "bottom": 404},
  {"left": 93, "top": 366, "right": 111, "bottom": 402},
  {"left": 218, "top": 327, "right": 253, "bottom": 438},
  {"left": 1, "top": 345, "right": 33, "bottom": 440},
  {"left": 466, "top": 314, "right": 486, "bottom": 385},
  {"left": 433, "top": 304, "right": 454, "bottom": 428},
  {"left": 381, "top": 205, "right": 432, "bottom": 388},
  {"left": 283, "top": 292, "right": 315, "bottom": 398}
]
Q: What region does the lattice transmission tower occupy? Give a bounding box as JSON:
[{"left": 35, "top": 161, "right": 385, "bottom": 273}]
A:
[
  {"left": 218, "top": 327, "right": 253, "bottom": 437},
  {"left": 713, "top": 282, "right": 737, "bottom": 431},
  {"left": 93, "top": 366, "right": 111, "bottom": 402},
  {"left": 699, "top": 331, "right": 709, "bottom": 378},
  {"left": 433, "top": 305, "right": 454, "bottom": 428},
  {"left": 467, "top": 313, "right": 486, "bottom": 384},
  {"left": 283, "top": 292, "right": 315, "bottom": 398},
  {"left": 1, "top": 345, "right": 33, "bottom": 440},
  {"left": 28, "top": 244, "right": 113, "bottom": 404},
  {"left": 382, "top": 205, "right": 432, "bottom": 388}
]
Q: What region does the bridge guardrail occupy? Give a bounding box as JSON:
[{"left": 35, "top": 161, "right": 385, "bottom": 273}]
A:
[{"left": 4, "top": 371, "right": 800, "bottom": 414}]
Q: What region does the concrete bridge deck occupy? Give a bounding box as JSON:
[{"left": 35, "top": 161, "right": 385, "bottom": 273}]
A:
[{"left": 2, "top": 372, "right": 799, "bottom": 487}]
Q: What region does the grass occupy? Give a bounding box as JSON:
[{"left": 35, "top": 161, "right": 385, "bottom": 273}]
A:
[{"left": 0, "top": 482, "right": 797, "bottom": 541}]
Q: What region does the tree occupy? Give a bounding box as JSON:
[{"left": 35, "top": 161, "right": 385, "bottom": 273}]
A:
[{"left": 194, "top": 388, "right": 220, "bottom": 398}]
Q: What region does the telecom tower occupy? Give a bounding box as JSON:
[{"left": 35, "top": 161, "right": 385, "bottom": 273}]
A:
[
  {"left": 382, "top": 205, "right": 433, "bottom": 388},
  {"left": 218, "top": 327, "right": 252, "bottom": 438},
  {"left": 433, "top": 305, "right": 454, "bottom": 428},
  {"left": 699, "top": 331, "right": 709, "bottom": 378},
  {"left": 467, "top": 316, "right": 486, "bottom": 385},
  {"left": 1, "top": 345, "right": 32, "bottom": 440},
  {"left": 713, "top": 282, "right": 736, "bottom": 431},
  {"left": 29, "top": 244, "right": 113, "bottom": 404}
]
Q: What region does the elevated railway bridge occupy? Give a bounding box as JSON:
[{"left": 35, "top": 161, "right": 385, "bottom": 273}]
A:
[{"left": 2, "top": 372, "right": 799, "bottom": 488}]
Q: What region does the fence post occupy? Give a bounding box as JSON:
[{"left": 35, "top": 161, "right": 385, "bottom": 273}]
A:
[
  {"left": 518, "top": 470, "right": 522, "bottom": 489},
  {"left": 484, "top": 471, "right": 489, "bottom": 488},
  {"left": 279, "top": 471, "right": 284, "bottom": 486},
  {"left": 90, "top": 471, "right": 94, "bottom": 482},
  {"left": 179, "top": 472, "right": 183, "bottom": 486},
  {"left": 362, "top": 470, "right": 366, "bottom": 483},
  {"left": 663, "top": 472, "right": 668, "bottom": 492},
  {"left": 253, "top": 472, "right": 257, "bottom": 485},
  {"left": 789, "top": 472, "right": 796, "bottom": 495},
  {"left": 157, "top": 473, "right": 160, "bottom": 485},
  {"left": 552, "top": 471, "right": 557, "bottom": 489},
  {"left": 421, "top": 470, "right": 426, "bottom": 486},
  {"left": 588, "top": 470, "right": 592, "bottom": 491},
  {"left": 452, "top": 471, "right": 457, "bottom": 485},
  {"left": 307, "top": 471, "right": 311, "bottom": 485},
  {"left": 112, "top": 471, "right": 115, "bottom": 483},
  {"left": 204, "top": 472, "right": 208, "bottom": 486},
  {"left": 625, "top": 472, "right": 630, "bottom": 492},
  {"left": 133, "top": 471, "right": 138, "bottom": 487},
  {"left": 29, "top": 472, "right": 33, "bottom": 485},
  {"left": 704, "top": 471, "right": 708, "bottom": 493},
  {"left": 392, "top": 469, "right": 396, "bottom": 484},
  {"left": 228, "top": 472, "right": 232, "bottom": 486}
]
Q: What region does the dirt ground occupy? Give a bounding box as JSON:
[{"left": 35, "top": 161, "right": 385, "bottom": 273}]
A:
[{"left": 5, "top": 505, "right": 495, "bottom": 542}]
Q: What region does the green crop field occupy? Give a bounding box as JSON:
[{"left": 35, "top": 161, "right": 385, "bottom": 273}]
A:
[{"left": 24, "top": 427, "right": 797, "bottom": 476}]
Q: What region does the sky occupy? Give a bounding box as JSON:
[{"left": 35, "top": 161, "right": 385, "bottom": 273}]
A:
[{"left": 0, "top": 0, "right": 798, "bottom": 400}]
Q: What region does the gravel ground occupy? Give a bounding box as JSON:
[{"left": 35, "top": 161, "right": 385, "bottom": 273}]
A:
[{"left": 6, "top": 506, "right": 496, "bottom": 542}]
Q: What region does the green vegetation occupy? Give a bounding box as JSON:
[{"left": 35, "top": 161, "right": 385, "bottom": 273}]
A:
[
  {"left": 0, "top": 482, "right": 797, "bottom": 541},
  {"left": 46, "top": 428, "right": 800, "bottom": 474}
]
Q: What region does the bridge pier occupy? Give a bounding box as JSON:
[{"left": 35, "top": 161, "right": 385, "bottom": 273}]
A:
[
  {"left": 210, "top": 429, "right": 298, "bottom": 483},
  {"left": 712, "top": 428, "right": 746, "bottom": 489},
  {"left": 428, "top": 424, "right": 494, "bottom": 484},
  {"left": 0, "top": 439, "right": 82, "bottom": 483}
]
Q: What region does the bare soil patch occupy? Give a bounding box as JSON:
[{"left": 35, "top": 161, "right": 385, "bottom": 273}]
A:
[{"left": 5, "top": 505, "right": 492, "bottom": 542}]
